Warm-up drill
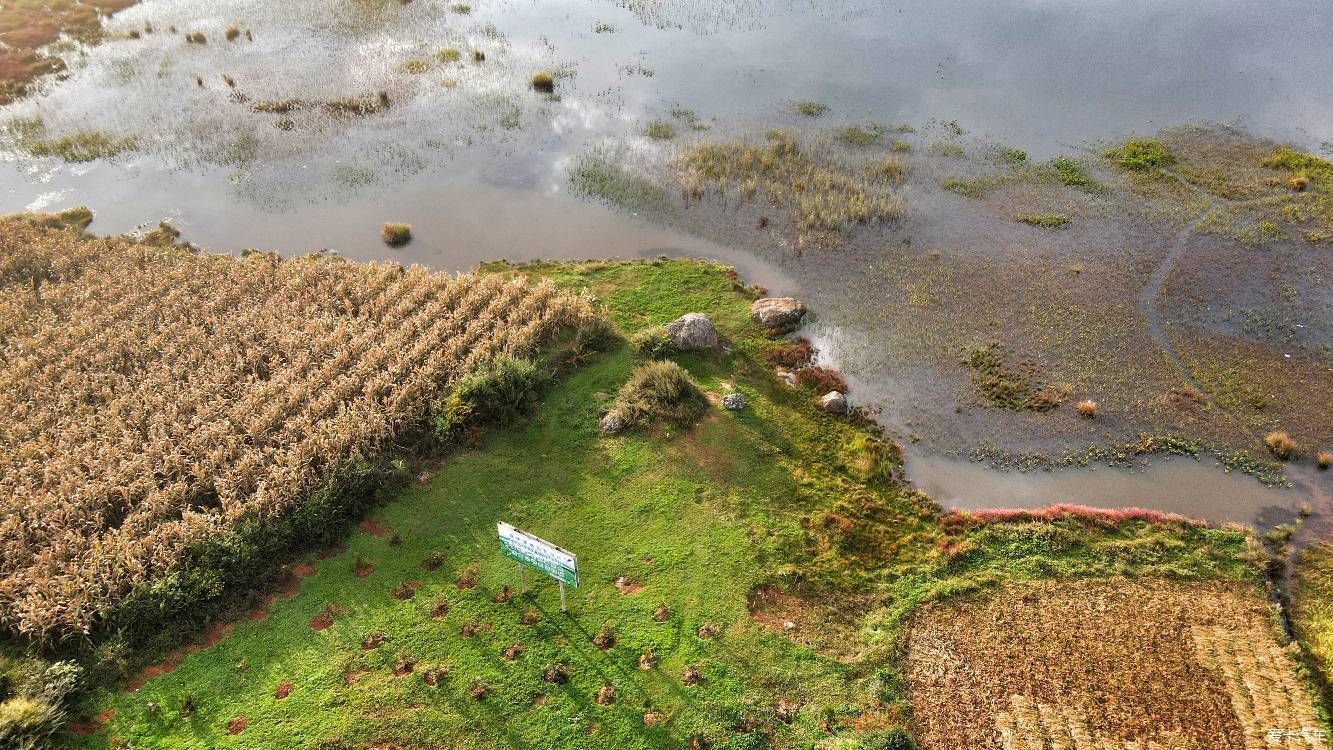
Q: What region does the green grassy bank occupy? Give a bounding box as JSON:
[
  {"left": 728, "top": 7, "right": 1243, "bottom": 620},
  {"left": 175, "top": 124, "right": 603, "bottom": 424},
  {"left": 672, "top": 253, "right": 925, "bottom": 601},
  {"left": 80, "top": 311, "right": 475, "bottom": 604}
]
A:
[{"left": 65, "top": 260, "right": 1271, "bottom": 749}]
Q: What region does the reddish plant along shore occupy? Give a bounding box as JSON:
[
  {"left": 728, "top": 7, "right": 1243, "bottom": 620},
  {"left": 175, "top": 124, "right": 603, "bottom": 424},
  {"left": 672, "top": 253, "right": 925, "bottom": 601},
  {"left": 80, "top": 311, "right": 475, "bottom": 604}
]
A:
[{"left": 943, "top": 503, "right": 1205, "bottom": 529}]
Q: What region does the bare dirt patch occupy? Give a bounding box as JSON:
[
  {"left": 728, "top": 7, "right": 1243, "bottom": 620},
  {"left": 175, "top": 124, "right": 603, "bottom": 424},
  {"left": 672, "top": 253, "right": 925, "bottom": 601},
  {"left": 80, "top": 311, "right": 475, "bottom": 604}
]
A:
[
  {"left": 292, "top": 561, "right": 318, "bottom": 577},
  {"left": 227, "top": 715, "right": 248, "bottom": 735},
  {"left": 309, "top": 603, "right": 344, "bottom": 631},
  {"left": 275, "top": 570, "right": 302, "bottom": 597},
  {"left": 70, "top": 708, "right": 115, "bottom": 736},
  {"left": 359, "top": 518, "right": 391, "bottom": 538},
  {"left": 904, "top": 578, "right": 1326, "bottom": 750},
  {"left": 274, "top": 681, "right": 294, "bottom": 700},
  {"left": 614, "top": 576, "right": 645, "bottom": 595}
]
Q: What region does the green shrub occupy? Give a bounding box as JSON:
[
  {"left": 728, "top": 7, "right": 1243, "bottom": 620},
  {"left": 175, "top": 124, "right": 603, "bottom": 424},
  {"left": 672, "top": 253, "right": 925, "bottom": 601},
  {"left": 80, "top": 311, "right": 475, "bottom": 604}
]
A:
[
  {"left": 0, "top": 656, "right": 80, "bottom": 749},
  {"left": 859, "top": 727, "right": 920, "bottom": 750},
  {"left": 433, "top": 356, "right": 547, "bottom": 440},
  {"left": 630, "top": 325, "right": 674, "bottom": 358},
  {"left": 606, "top": 361, "right": 708, "bottom": 430},
  {"left": 1013, "top": 212, "right": 1070, "bottom": 229},
  {"left": 1105, "top": 139, "right": 1175, "bottom": 172}
]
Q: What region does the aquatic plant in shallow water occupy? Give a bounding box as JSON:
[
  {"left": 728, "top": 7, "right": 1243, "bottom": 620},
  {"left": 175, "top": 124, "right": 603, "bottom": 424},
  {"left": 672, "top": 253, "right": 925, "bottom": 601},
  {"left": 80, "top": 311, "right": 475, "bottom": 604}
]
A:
[{"left": 678, "top": 131, "right": 907, "bottom": 242}]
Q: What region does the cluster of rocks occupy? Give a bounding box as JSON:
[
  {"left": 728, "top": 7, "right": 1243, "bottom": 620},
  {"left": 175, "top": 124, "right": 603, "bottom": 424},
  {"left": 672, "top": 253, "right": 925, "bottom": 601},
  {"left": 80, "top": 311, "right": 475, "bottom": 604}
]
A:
[
  {"left": 751, "top": 297, "right": 849, "bottom": 415},
  {"left": 750, "top": 297, "right": 807, "bottom": 333},
  {"left": 601, "top": 296, "right": 848, "bottom": 432}
]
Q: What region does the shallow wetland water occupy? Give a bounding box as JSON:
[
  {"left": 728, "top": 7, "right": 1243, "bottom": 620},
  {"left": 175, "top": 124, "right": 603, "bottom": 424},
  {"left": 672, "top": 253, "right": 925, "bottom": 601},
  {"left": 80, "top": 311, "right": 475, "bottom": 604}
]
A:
[{"left": 1, "top": 0, "right": 1330, "bottom": 525}]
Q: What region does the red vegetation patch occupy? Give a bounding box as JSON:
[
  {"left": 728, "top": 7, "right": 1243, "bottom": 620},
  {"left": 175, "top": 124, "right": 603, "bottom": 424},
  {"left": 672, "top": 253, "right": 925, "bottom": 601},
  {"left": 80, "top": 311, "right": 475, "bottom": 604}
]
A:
[
  {"left": 276, "top": 570, "right": 302, "bottom": 597},
  {"left": 227, "top": 715, "right": 248, "bottom": 735},
  {"left": 274, "top": 681, "right": 293, "bottom": 700},
  {"left": 247, "top": 594, "right": 277, "bottom": 620},
  {"left": 431, "top": 600, "right": 450, "bottom": 619},
  {"left": 390, "top": 580, "right": 421, "bottom": 600},
  {"left": 795, "top": 366, "right": 847, "bottom": 393},
  {"left": 69, "top": 709, "right": 115, "bottom": 736},
  {"left": 361, "top": 632, "right": 388, "bottom": 650},
  {"left": 501, "top": 642, "right": 524, "bottom": 661},
  {"left": 354, "top": 558, "right": 376, "bottom": 578},
  {"left": 359, "top": 518, "right": 391, "bottom": 538},
  {"left": 493, "top": 585, "right": 514, "bottom": 603},
  {"left": 309, "top": 603, "right": 345, "bottom": 631},
  {"left": 614, "top": 576, "right": 644, "bottom": 595},
  {"left": 392, "top": 658, "right": 415, "bottom": 677},
  {"left": 315, "top": 543, "right": 347, "bottom": 560},
  {"left": 944, "top": 503, "right": 1204, "bottom": 529},
  {"left": 421, "top": 551, "right": 445, "bottom": 571},
  {"left": 127, "top": 652, "right": 183, "bottom": 691},
  {"left": 460, "top": 620, "right": 481, "bottom": 638},
  {"left": 455, "top": 565, "right": 479, "bottom": 589},
  {"left": 422, "top": 666, "right": 449, "bottom": 686},
  {"left": 766, "top": 338, "right": 813, "bottom": 368},
  {"left": 186, "top": 622, "right": 233, "bottom": 653},
  {"left": 520, "top": 609, "right": 541, "bottom": 625},
  {"left": 292, "top": 561, "right": 317, "bottom": 577}
]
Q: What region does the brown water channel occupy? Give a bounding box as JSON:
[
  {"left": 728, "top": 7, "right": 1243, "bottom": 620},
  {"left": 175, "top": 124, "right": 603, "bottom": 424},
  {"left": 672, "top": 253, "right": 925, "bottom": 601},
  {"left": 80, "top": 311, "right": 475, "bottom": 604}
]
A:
[{"left": 1, "top": 0, "right": 1330, "bottom": 526}]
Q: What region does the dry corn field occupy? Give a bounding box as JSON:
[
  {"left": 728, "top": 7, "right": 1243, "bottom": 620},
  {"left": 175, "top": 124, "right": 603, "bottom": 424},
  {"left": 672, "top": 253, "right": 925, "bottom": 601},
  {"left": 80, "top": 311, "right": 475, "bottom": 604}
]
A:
[
  {"left": 905, "top": 579, "right": 1329, "bottom": 750},
  {"left": 0, "top": 219, "right": 597, "bottom": 643}
]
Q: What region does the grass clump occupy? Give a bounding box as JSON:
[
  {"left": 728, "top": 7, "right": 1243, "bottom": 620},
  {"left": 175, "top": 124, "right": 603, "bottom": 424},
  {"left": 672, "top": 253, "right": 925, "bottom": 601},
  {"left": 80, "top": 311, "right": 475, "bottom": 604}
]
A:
[
  {"left": 1318, "top": 451, "right": 1332, "bottom": 470},
  {"left": 835, "top": 124, "right": 882, "bottom": 147},
  {"left": 679, "top": 132, "right": 907, "bottom": 239},
  {"left": 1013, "top": 213, "right": 1070, "bottom": 229},
  {"left": 604, "top": 360, "right": 708, "bottom": 432},
  {"left": 963, "top": 343, "right": 1062, "bottom": 411},
  {"left": 1038, "top": 156, "right": 1102, "bottom": 192},
  {"left": 996, "top": 145, "right": 1027, "bottom": 165},
  {"left": 225, "top": 26, "right": 241, "bottom": 42},
  {"left": 436, "top": 48, "right": 462, "bottom": 63},
  {"left": 403, "top": 58, "right": 432, "bottom": 75},
  {"left": 630, "top": 325, "right": 674, "bottom": 358},
  {"left": 928, "top": 141, "right": 965, "bottom": 158},
  {"left": 644, "top": 120, "right": 675, "bottom": 141},
  {"left": 1105, "top": 139, "right": 1176, "bottom": 172},
  {"left": 865, "top": 156, "right": 908, "bottom": 184},
  {"left": 449, "top": 3, "right": 472, "bottom": 12},
  {"left": 1263, "top": 430, "right": 1296, "bottom": 460},
  {"left": 569, "top": 152, "right": 672, "bottom": 216},
  {"left": 796, "top": 101, "right": 829, "bottom": 117},
  {"left": 530, "top": 71, "right": 555, "bottom": 93},
  {"left": 941, "top": 178, "right": 990, "bottom": 198},
  {"left": 25, "top": 131, "right": 137, "bottom": 163},
  {"left": 381, "top": 222, "right": 412, "bottom": 247},
  {"left": 1076, "top": 399, "right": 1098, "bottom": 418}
]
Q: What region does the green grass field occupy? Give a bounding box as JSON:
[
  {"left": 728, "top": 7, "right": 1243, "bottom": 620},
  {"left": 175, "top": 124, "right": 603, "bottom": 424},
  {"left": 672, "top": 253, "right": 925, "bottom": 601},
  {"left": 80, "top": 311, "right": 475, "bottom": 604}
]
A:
[{"left": 66, "top": 260, "right": 1274, "bottom": 749}]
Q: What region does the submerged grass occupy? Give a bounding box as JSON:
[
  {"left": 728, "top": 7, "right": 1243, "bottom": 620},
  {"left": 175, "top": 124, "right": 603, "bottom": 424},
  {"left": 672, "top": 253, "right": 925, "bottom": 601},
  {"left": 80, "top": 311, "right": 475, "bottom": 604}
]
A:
[{"left": 678, "top": 131, "right": 906, "bottom": 242}]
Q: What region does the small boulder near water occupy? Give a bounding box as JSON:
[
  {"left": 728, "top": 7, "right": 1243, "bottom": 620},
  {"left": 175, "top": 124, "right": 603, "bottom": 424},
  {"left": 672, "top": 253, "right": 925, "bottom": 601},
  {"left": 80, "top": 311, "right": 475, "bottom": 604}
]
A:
[
  {"left": 819, "top": 391, "right": 848, "bottom": 414},
  {"left": 666, "top": 313, "right": 718, "bottom": 351},
  {"left": 723, "top": 393, "right": 746, "bottom": 411},
  {"left": 751, "top": 298, "right": 807, "bottom": 331},
  {"left": 599, "top": 412, "right": 624, "bottom": 435}
]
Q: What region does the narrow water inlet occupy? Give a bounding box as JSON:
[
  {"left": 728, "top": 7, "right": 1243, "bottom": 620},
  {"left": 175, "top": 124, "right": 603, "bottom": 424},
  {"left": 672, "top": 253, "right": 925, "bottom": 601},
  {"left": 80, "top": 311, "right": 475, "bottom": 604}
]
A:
[{"left": 902, "top": 445, "right": 1325, "bottom": 527}]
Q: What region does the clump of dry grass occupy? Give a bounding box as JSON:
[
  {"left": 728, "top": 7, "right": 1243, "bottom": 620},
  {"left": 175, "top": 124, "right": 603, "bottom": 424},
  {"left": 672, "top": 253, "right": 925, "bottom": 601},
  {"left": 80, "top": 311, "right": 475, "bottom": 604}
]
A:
[
  {"left": 225, "top": 26, "right": 240, "bottom": 41},
  {"left": 1263, "top": 430, "right": 1296, "bottom": 460},
  {"left": 603, "top": 360, "right": 708, "bottom": 432},
  {"left": 1076, "top": 399, "right": 1098, "bottom": 418},
  {"left": 0, "top": 218, "right": 599, "bottom": 642},
  {"left": 380, "top": 222, "right": 412, "bottom": 247},
  {"left": 530, "top": 71, "right": 554, "bottom": 93},
  {"left": 1316, "top": 450, "right": 1331, "bottom": 470}
]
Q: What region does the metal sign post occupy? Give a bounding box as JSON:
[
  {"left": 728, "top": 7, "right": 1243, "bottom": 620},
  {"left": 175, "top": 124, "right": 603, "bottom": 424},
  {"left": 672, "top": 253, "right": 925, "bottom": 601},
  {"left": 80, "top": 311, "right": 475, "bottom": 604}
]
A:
[{"left": 497, "top": 522, "right": 577, "bottom": 612}]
